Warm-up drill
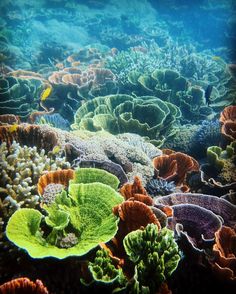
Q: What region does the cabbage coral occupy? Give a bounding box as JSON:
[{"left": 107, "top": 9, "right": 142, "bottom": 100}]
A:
[{"left": 71, "top": 94, "right": 181, "bottom": 146}]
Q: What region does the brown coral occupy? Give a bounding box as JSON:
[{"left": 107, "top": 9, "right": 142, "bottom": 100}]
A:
[
  {"left": 0, "top": 124, "right": 59, "bottom": 152},
  {"left": 219, "top": 106, "right": 236, "bottom": 124},
  {"left": 210, "top": 226, "right": 236, "bottom": 281},
  {"left": 0, "top": 114, "right": 20, "bottom": 125},
  {"left": 120, "top": 176, "right": 148, "bottom": 198},
  {"left": 119, "top": 176, "right": 153, "bottom": 205},
  {"left": 153, "top": 152, "right": 199, "bottom": 188},
  {"left": 219, "top": 106, "right": 236, "bottom": 143},
  {"left": 113, "top": 200, "right": 161, "bottom": 242},
  {"left": 37, "top": 169, "right": 75, "bottom": 196},
  {"left": 0, "top": 277, "right": 49, "bottom": 293}
]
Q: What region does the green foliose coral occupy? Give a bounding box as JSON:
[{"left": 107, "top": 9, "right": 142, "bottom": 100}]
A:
[
  {"left": 127, "top": 69, "right": 216, "bottom": 123},
  {"left": 0, "top": 76, "right": 44, "bottom": 120},
  {"left": 6, "top": 168, "right": 124, "bottom": 259},
  {"left": 82, "top": 249, "right": 127, "bottom": 292},
  {"left": 71, "top": 94, "right": 181, "bottom": 147},
  {"left": 123, "top": 223, "right": 180, "bottom": 294},
  {"left": 207, "top": 141, "right": 236, "bottom": 183}
]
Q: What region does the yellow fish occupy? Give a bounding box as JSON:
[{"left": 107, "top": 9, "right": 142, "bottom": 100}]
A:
[
  {"left": 212, "top": 56, "right": 222, "bottom": 61},
  {"left": 52, "top": 145, "right": 61, "bottom": 154},
  {"left": 41, "top": 85, "right": 52, "bottom": 101},
  {"left": 8, "top": 124, "right": 18, "bottom": 133}
]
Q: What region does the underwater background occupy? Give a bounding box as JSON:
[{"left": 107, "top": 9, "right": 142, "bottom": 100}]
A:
[{"left": 0, "top": 0, "right": 236, "bottom": 293}]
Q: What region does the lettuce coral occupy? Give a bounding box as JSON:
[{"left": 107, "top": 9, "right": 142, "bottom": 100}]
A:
[
  {"left": 6, "top": 168, "right": 124, "bottom": 259},
  {"left": 0, "top": 75, "right": 44, "bottom": 120},
  {"left": 71, "top": 94, "right": 181, "bottom": 146}
]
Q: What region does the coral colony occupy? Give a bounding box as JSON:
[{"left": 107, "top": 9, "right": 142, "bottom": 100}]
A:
[{"left": 0, "top": 0, "right": 235, "bottom": 293}]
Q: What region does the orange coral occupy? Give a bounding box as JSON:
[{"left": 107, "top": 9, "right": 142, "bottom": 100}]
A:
[
  {"left": 112, "top": 200, "right": 161, "bottom": 263},
  {"left": 0, "top": 114, "right": 20, "bottom": 125},
  {"left": 219, "top": 105, "right": 236, "bottom": 124},
  {"left": 0, "top": 277, "right": 49, "bottom": 293},
  {"left": 37, "top": 169, "right": 75, "bottom": 196},
  {"left": 221, "top": 120, "right": 236, "bottom": 141},
  {"left": 120, "top": 176, "right": 148, "bottom": 198},
  {"left": 119, "top": 176, "right": 153, "bottom": 205},
  {"left": 211, "top": 226, "right": 236, "bottom": 282},
  {"left": 219, "top": 106, "right": 236, "bottom": 142},
  {"left": 153, "top": 152, "right": 199, "bottom": 187},
  {"left": 0, "top": 124, "right": 59, "bottom": 152}
]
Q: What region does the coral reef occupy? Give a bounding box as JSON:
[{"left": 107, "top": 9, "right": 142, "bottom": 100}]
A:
[
  {"left": 46, "top": 66, "right": 118, "bottom": 121},
  {"left": 1, "top": 1, "right": 236, "bottom": 293}
]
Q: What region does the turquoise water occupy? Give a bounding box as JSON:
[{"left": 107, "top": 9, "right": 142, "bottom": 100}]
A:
[{"left": 0, "top": 1, "right": 235, "bottom": 293}]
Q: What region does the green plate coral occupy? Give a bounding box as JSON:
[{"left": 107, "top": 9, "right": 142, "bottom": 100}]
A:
[{"left": 6, "top": 168, "right": 124, "bottom": 259}]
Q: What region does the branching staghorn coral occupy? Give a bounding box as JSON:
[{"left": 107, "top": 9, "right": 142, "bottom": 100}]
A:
[{"left": 0, "top": 140, "right": 70, "bottom": 223}]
